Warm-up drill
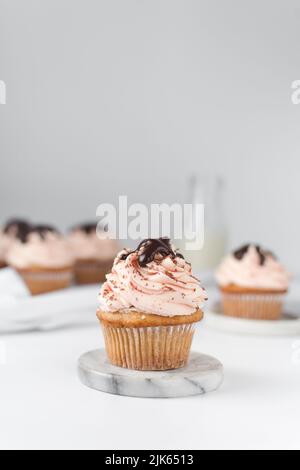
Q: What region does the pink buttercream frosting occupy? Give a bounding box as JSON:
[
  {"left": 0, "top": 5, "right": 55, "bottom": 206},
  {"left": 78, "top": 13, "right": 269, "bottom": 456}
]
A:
[
  {"left": 6, "top": 231, "right": 75, "bottom": 269},
  {"left": 216, "top": 244, "right": 290, "bottom": 290},
  {"left": 68, "top": 229, "right": 119, "bottom": 262},
  {"left": 99, "top": 250, "right": 207, "bottom": 316}
]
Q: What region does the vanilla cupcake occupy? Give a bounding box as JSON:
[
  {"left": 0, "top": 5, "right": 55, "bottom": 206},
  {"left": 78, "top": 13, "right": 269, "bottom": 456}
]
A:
[
  {"left": 0, "top": 219, "right": 31, "bottom": 268},
  {"left": 216, "top": 244, "right": 290, "bottom": 320},
  {"left": 6, "top": 225, "right": 75, "bottom": 295},
  {"left": 68, "top": 223, "right": 119, "bottom": 285},
  {"left": 97, "top": 238, "right": 207, "bottom": 371}
]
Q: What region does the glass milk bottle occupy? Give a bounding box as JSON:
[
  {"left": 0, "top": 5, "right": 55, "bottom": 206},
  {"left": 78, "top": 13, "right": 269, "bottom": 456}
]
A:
[{"left": 178, "top": 174, "right": 227, "bottom": 272}]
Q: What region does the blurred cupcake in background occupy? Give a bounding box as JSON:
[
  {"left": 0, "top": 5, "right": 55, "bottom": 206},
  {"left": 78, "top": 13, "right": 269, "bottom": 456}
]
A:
[
  {"left": 0, "top": 218, "right": 31, "bottom": 268},
  {"left": 216, "top": 244, "right": 290, "bottom": 320},
  {"left": 6, "top": 225, "right": 74, "bottom": 295},
  {"left": 68, "top": 223, "right": 119, "bottom": 285}
]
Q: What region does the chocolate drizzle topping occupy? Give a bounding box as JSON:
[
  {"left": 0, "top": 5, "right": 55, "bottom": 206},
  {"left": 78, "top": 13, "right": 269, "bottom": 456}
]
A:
[
  {"left": 122, "top": 237, "right": 184, "bottom": 267},
  {"left": 29, "top": 225, "right": 58, "bottom": 240},
  {"left": 3, "top": 219, "right": 60, "bottom": 243},
  {"left": 15, "top": 225, "right": 59, "bottom": 244},
  {"left": 233, "top": 243, "right": 275, "bottom": 266},
  {"left": 4, "top": 219, "right": 32, "bottom": 243},
  {"left": 72, "top": 222, "right": 108, "bottom": 235},
  {"left": 78, "top": 223, "right": 97, "bottom": 234},
  {"left": 117, "top": 238, "right": 184, "bottom": 266},
  {"left": 118, "top": 249, "right": 133, "bottom": 261}
]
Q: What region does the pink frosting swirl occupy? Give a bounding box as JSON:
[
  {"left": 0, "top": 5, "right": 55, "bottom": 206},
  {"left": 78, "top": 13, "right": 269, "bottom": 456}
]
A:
[
  {"left": 216, "top": 244, "right": 290, "bottom": 290},
  {"left": 99, "top": 250, "right": 207, "bottom": 316},
  {"left": 68, "top": 229, "right": 119, "bottom": 262},
  {"left": 6, "top": 231, "right": 74, "bottom": 269}
]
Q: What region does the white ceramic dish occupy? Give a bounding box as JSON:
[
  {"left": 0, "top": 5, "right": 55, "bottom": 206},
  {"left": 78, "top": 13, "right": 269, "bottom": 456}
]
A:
[{"left": 206, "top": 302, "right": 300, "bottom": 336}]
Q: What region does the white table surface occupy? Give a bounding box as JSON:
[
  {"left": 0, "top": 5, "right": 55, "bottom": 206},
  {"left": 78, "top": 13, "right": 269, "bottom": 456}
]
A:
[{"left": 1, "top": 311, "right": 300, "bottom": 451}]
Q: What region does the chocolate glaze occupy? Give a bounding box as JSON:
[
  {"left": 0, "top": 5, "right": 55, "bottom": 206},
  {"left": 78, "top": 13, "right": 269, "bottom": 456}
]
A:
[
  {"left": 137, "top": 238, "right": 184, "bottom": 267},
  {"left": 17, "top": 225, "right": 59, "bottom": 244},
  {"left": 118, "top": 249, "right": 133, "bottom": 261},
  {"left": 116, "top": 239, "right": 183, "bottom": 266},
  {"left": 77, "top": 223, "right": 97, "bottom": 234},
  {"left": 3, "top": 219, "right": 32, "bottom": 243},
  {"left": 116, "top": 239, "right": 184, "bottom": 266},
  {"left": 71, "top": 222, "right": 108, "bottom": 235},
  {"left": 233, "top": 243, "right": 275, "bottom": 266}
]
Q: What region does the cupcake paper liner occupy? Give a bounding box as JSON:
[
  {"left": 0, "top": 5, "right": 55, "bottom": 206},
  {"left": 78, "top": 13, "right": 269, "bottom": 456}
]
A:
[
  {"left": 221, "top": 292, "right": 285, "bottom": 320},
  {"left": 101, "top": 323, "right": 197, "bottom": 371},
  {"left": 18, "top": 269, "right": 74, "bottom": 296},
  {"left": 74, "top": 261, "right": 112, "bottom": 285}
]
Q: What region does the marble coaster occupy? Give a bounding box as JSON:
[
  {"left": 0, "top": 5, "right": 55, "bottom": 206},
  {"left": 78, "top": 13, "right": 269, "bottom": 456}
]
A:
[{"left": 78, "top": 349, "right": 224, "bottom": 398}]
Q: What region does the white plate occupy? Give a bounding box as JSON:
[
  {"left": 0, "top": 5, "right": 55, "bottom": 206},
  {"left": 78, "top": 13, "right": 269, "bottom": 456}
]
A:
[{"left": 206, "top": 302, "right": 300, "bottom": 336}]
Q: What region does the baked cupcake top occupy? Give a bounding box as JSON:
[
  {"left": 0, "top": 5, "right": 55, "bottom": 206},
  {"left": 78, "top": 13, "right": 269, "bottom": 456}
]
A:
[
  {"left": 216, "top": 244, "right": 290, "bottom": 291},
  {"left": 68, "top": 223, "right": 119, "bottom": 262},
  {"left": 99, "top": 238, "right": 207, "bottom": 317},
  {"left": 6, "top": 225, "right": 74, "bottom": 269},
  {"left": 0, "top": 218, "right": 31, "bottom": 261}
]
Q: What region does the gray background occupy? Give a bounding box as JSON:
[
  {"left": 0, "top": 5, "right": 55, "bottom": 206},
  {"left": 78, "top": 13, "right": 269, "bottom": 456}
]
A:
[{"left": 0, "top": 0, "right": 299, "bottom": 269}]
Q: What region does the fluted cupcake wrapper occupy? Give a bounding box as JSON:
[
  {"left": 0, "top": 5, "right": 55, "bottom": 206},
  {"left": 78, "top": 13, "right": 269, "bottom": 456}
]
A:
[
  {"left": 221, "top": 292, "right": 286, "bottom": 320},
  {"left": 17, "top": 269, "right": 74, "bottom": 296},
  {"left": 74, "top": 262, "right": 112, "bottom": 285},
  {"left": 101, "top": 323, "right": 198, "bottom": 371}
]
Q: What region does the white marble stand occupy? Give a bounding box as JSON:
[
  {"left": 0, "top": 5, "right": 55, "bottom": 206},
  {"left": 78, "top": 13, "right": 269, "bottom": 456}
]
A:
[{"left": 78, "top": 349, "right": 224, "bottom": 398}]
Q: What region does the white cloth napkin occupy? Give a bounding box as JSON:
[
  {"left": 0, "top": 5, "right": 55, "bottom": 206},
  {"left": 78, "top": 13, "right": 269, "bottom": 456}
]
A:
[{"left": 0, "top": 268, "right": 99, "bottom": 333}]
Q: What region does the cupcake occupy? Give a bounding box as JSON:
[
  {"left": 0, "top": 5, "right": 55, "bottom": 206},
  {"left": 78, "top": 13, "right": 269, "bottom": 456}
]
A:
[
  {"left": 216, "top": 244, "right": 290, "bottom": 320},
  {"left": 0, "top": 218, "right": 31, "bottom": 268},
  {"left": 6, "top": 225, "right": 75, "bottom": 295},
  {"left": 68, "top": 223, "right": 119, "bottom": 285},
  {"left": 97, "top": 238, "right": 207, "bottom": 371}
]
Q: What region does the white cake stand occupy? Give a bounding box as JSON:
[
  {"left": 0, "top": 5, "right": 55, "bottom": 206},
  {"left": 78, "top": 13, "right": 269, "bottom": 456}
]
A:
[{"left": 78, "top": 349, "right": 224, "bottom": 398}]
